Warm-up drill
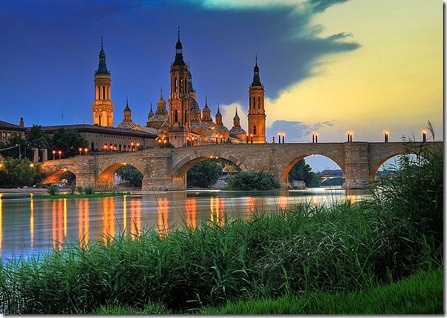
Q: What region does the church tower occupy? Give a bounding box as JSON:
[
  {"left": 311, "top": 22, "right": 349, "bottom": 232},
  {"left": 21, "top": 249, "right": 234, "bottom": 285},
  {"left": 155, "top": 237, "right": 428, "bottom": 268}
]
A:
[
  {"left": 92, "top": 38, "right": 114, "bottom": 127},
  {"left": 168, "top": 30, "right": 191, "bottom": 147},
  {"left": 247, "top": 56, "right": 266, "bottom": 143}
]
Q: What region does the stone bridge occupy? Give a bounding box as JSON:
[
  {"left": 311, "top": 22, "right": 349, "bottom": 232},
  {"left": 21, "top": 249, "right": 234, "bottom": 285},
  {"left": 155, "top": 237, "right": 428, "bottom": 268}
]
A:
[{"left": 39, "top": 141, "right": 443, "bottom": 191}]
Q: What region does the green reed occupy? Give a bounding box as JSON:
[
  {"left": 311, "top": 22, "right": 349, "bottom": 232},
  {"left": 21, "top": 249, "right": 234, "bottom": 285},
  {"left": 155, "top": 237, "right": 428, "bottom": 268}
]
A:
[{"left": 199, "top": 267, "right": 443, "bottom": 314}]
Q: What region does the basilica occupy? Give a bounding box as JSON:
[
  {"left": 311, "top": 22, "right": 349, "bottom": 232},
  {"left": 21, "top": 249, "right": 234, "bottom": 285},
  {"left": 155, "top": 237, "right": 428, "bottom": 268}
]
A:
[{"left": 92, "top": 31, "right": 266, "bottom": 147}]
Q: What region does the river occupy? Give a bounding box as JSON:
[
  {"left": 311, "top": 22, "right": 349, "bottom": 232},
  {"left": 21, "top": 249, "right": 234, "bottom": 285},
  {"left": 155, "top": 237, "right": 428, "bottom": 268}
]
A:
[{"left": 0, "top": 188, "right": 370, "bottom": 260}]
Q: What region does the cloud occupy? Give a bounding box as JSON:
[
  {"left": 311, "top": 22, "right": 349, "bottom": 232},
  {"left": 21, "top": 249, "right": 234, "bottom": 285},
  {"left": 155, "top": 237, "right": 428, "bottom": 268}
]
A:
[
  {"left": 266, "top": 120, "right": 334, "bottom": 143},
  {"left": 308, "top": 0, "right": 349, "bottom": 13}
]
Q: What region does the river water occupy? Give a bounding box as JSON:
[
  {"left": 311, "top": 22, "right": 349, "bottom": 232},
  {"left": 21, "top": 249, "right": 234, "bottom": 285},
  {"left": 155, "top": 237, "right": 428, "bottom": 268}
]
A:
[{"left": 0, "top": 188, "right": 370, "bottom": 260}]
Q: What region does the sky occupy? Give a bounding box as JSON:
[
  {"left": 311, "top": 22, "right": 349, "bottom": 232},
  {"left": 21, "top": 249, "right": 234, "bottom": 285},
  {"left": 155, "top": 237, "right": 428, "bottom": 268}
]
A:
[{"left": 0, "top": 0, "right": 443, "bottom": 171}]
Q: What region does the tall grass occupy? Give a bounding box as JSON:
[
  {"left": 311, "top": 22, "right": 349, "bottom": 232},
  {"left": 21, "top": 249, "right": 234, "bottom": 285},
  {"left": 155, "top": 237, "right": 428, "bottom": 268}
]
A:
[
  {"left": 199, "top": 267, "right": 443, "bottom": 314},
  {"left": 0, "top": 143, "right": 442, "bottom": 314}
]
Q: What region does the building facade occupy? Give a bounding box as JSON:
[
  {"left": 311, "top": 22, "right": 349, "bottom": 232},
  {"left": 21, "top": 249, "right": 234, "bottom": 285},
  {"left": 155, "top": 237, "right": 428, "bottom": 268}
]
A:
[
  {"left": 92, "top": 39, "right": 114, "bottom": 127},
  {"left": 92, "top": 32, "right": 264, "bottom": 147}
]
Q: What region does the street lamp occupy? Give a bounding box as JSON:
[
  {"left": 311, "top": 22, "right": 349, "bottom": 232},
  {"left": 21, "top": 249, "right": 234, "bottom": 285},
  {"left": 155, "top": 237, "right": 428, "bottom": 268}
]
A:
[{"left": 347, "top": 131, "right": 353, "bottom": 142}]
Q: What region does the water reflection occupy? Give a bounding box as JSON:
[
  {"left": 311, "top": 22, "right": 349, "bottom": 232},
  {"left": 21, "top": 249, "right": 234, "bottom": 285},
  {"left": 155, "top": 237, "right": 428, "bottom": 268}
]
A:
[
  {"left": 30, "top": 196, "right": 34, "bottom": 248},
  {"left": 0, "top": 194, "right": 2, "bottom": 250},
  {"left": 185, "top": 198, "right": 197, "bottom": 229},
  {"left": 78, "top": 199, "right": 89, "bottom": 248},
  {"left": 0, "top": 189, "right": 371, "bottom": 259},
  {"left": 210, "top": 197, "right": 224, "bottom": 226},
  {"left": 157, "top": 198, "right": 169, "bottom": 237}
]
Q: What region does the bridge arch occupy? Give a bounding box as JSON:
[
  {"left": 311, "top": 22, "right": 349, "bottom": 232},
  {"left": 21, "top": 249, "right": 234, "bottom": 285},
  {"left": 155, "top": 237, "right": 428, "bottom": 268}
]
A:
[
  {"left": 370, "top": 151, "right": 423, "bottom": 182},
  {"left": 173, "top": 155, "right": 244, "bottom": 178},
  {"left": 280, "top": 153, "right": 345, "bottom": 186},
  {"left": 97, "top": 162, "right": 143, "bottom": 191},
  {"left": 42, "top": 168, "right": 75, "bottom": 185}
]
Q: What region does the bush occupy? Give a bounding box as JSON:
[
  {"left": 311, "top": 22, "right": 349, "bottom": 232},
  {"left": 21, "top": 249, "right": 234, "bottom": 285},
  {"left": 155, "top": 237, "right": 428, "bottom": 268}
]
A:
[
  {"left": 187, "top": 160, "right": 222, "bottom": 188},
  {"left": 47, "top": 184, "right": 59, "bottom": 196},
  {"left": 225, "top": 171, "right": 280, "bottom": 190},
  {"left": 83, "top": 185, "right": 95, "bottom": 195}
]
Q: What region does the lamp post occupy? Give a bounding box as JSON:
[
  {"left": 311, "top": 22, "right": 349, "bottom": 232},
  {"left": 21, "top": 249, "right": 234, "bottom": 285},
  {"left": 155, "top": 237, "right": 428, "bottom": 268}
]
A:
[
  {"left": 347, "top": 131, "right": 353, "bottom": 142},
  {"left": 384, "top": 130, "right": 389, "bottom": 143},
  {"left": 422, "top": 130, "right": 427, "bottom": 142}
]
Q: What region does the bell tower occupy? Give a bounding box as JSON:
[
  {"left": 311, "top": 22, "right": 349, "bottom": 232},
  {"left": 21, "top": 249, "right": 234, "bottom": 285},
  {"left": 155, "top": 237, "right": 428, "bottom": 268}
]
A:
[
  {"left": 92, "top": 38, "right": 114, "bottom": 127},
  {"left": 168, "top": 29, "right": 191, "bottom": 147},
  {"left": 247, "top": 56, "right": 266, "bottom": 143}
]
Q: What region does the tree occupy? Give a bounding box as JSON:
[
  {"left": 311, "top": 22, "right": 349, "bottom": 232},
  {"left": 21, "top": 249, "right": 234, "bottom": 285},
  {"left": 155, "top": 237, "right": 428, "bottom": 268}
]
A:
[
  {"left": 187, "top": 160, "right": 222, "bottom": 188},
  {"left": 115, "top": 165, "right": 143, "bottom": 187},
  {"left": 225, "top": 171, "right": 280, "bottom": 191},
  {"left": 0, "top": 158, "right": 42, "bottom": 188},
  {"left": 26, "top": 125, "right": 51, "bottom": 150},
  {"left": 0, "top": 135, "right": 29, "bottom": 160},
  {"left": 288, "top": 159, "right": 321, "bottom": 187},
  {"left": 51, "top": 128, "right": 89, "bottom": 158}
]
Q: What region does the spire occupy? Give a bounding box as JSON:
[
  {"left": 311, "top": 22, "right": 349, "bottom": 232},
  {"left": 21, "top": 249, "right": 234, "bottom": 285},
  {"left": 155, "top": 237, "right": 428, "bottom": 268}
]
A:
[
  {"left": 96, "top": 36, "right": 109, "bottom": 74},
  {"left": 251, "top": 54, "right": 262, "bottom": 86},
  {"left": 148, "top": 103, "right": 154, "bottom": 117},
  {"left": 215, "top": 103, "right": 222, "bottom": 125},
  {"left": 173, "top": 28, "right": 185, "bottom": 66},
  {"left": 124, "top": 98, "right": 131, "bottom": 121},
  {"left": 233, "top": 106, "right": 241, "bottom": 128}
]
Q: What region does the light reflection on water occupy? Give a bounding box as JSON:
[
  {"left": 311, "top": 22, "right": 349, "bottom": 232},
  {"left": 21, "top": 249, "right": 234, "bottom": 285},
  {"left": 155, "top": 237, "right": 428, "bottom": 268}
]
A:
[{"left": 0, "top": 188, "right": 371, "bottom": 260}]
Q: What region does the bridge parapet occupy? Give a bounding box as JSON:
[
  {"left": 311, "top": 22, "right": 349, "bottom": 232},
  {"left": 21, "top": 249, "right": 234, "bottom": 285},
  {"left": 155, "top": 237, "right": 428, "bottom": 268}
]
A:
[{"left": 39, "top": 141, "right": 443, "bottom": 191}]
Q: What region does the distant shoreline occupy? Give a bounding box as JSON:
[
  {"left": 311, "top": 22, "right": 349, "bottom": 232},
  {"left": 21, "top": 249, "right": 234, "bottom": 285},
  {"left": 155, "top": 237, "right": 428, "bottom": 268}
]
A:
[{"left": 0, "top": 188, "right": 48, "bottom": 194}]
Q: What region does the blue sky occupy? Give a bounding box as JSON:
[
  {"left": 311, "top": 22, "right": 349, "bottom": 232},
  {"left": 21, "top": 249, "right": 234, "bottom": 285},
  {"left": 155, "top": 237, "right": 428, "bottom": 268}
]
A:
[{"left": 0, "top": 0, "right": 442, "bottom": 171}]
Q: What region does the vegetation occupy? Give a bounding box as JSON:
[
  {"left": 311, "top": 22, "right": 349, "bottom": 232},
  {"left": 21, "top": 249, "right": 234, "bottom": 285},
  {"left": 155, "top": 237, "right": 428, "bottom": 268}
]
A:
[
  {"left": 115, "top": 165, "right": 143, "bottom": 187},
  {"left": 199, "top": 268, "right": 443, "bottom": 314},
  {"left": 51, "top": 127, "right": 89, "bottom": 158},
  {"left": 288, "top": 159, "right": 321, "bottom": 187},
  {"left": 0, "top": 143, "right": 442, "bottom": 314},
  {"left": 225, "top": 171, "right": 280, "bottom": 190},
  {"left": 0, "top": 125, "right": 88, "bottom": 161},
  {"left": 0, "top": 158, "right": 42, "bottom": 188},
  {"left": 187, "top": 159, "right": 222, "bottom": 188}
]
